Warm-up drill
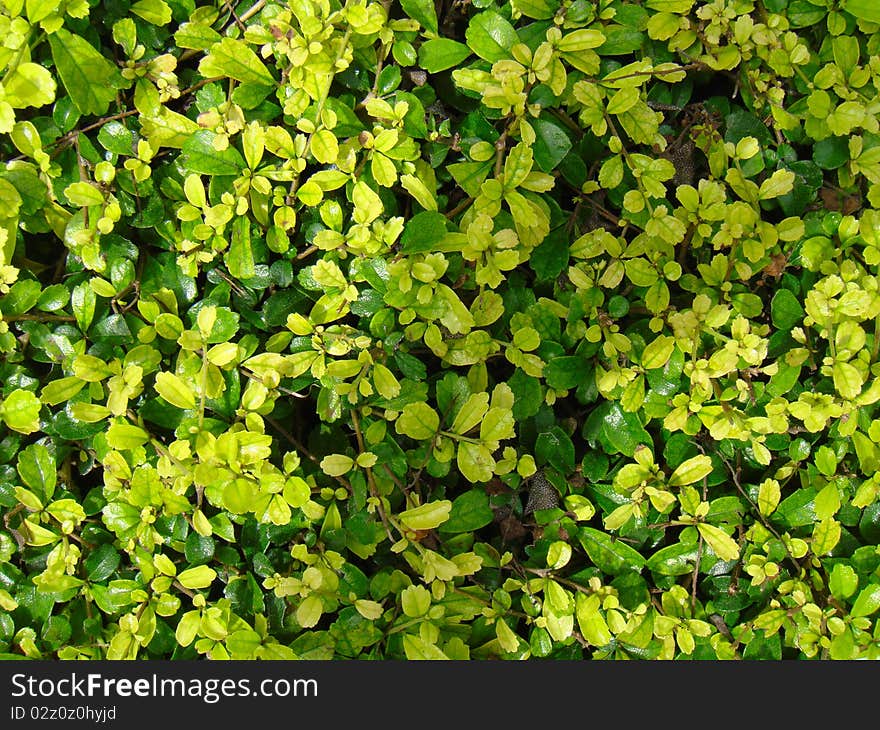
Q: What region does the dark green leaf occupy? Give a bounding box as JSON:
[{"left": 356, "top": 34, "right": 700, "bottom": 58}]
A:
[
  {"left": 531, "top": 118, "right": 572, "bottom": 173},
  {"left": 529, "top": 226, "right": 569, "bottom": 281},
  {"left": 813, "top": 137, "right": 849, "bottom": 170},
  {"left": 185, "top": 532, "right": 216, "bottom": 566},
  {"left": 600, "top": 403, "right": 651, "bottom": 457},
  {"left": 646, "top": 542, "right": 699, "bottom": 576},
  {"left": 724, "top": 109, "right": 773, "bottom": 146},
  {"left": 439, "top": 489, "right": 494, "bottom": 533},
  {"left": 578, "top": 527, "right": 647, "bottom": 575},
  {"left": 85, "top": 544, "right": 121, "bottom": 582},
  {"left": 535, "top": 426, "right": 575, "bottom": 473},
  {"left": 544, "top": 356, "right": 588, "bottom": 390},
  {"left": 596, "top": 25, "right": 644, "bottom": 55},
  {"left": 771, "top": 289, "right": 805, "bottom": 330}
]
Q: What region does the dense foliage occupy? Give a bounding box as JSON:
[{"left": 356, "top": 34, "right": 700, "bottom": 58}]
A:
[{"left": 2, "top": 0, "right": 880, "bottom": 660}]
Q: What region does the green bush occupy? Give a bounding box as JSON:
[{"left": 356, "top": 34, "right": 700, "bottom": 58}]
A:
[{"left": 2, "top": 0, "right": 880, "bottom": 660}]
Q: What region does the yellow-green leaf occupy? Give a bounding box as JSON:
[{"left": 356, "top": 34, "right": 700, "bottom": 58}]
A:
[
  {"left": 450, "top": 392, "right": 489, "bottom": 435},
  {"left": 320, "top": 454, "right": 355, "bottom": 477},
  {"left": 154, "top": 371, "right": 196, "bottom": 410},
  {"left": 641, "top": 335, "right": 675, "bottom": 369},
  {"left": 106, "top": 422, "right": 150, "bottom": 450},
  {"left": 668, "top": 455, "right": 713, "bottom": 487},
  {"left": 177, "top": 565, "right": 217, "bottom": 590},
  {"left": 758, "top": 169, "right": 796, "bottom": 200},
  {"left": 0, "top": 389, "right": 41, "bottom": 434},
  {"left": 199, "top": 38, "right": 274, "bottom": 86},
  {"left": 399, "top": 499, "right": 452, "bottom": 530},
  {"left": 131, "top": 0, "right": 172, "bottom": 25},
  {"left": 811, "top": 518, "right": 841, "bottom": 556},
  {"left": 311, "top": 129, "right": 339, "bottom": 165},
  {"left": 295, "top": 594, "right": 323, "bottom": 628},
  {"left": 403, "top": 634, "right": 450, "bottom": 659},
  {"left": 4, "top": 62, "right": 56, "bottom": 109},
  {"left": 697, "top": 523, "right": 739, "bottom": 561}
]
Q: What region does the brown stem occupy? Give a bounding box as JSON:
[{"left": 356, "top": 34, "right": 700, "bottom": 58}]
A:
[
  {"left": 444, "top": 196, "right": 474, "bottom": 220},
  {"left": 351, "top": 409, "right": 394, "bottom": 543}
]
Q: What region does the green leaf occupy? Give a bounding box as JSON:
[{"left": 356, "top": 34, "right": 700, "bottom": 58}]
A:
[
  {"left": 828, "top": 563, "right": 858, "bottom": 601},
  {"left": 418, "top": 38, "right": 472, "bottom": 73},
  {"left": 775, "top": 488, "right": 816, "bottom": 529},
  {"left": 40, "top": 377, "right": 85, "bottom": 406},
  {"left": 575, "top": 593, "right": 613, "bottom": 646},
  {"left": 85, "top": 544, "right": 121, "bottom": 582},
  {"left": 841, "top": 0, "right": 880, "bottom": 22},
  {"left": 228, "top": 216, "right": 255, "bottom": 279},
  {"left": 17, "top": 444, "right": 56, "bottom": 503},
  {"left": 49, "top": 29, "right": 122, "bottom": 116},
  {"left": 320, "top": 454, "right": 355, "bottom": 476},
  {"left": 2, "top": 280, "right": 42, "bottom": 315},
  {"left": 851, "top": 583, "right": 880, "bottom": 617},
  {"left": 446, "top": 391, "right": 488, "bottom": 438},
  {"left": 833, "top": 361, "right": 863, "bottom": 400},
  {"left": 578, "top": 527, "right": 647, "bottom": 575},
  {"left": 174, "top": 21, "right": 222, "bottom": 50},
  {"left": 724, "top": 109, "right": 774, "bottom": 146},
  {"left": 400, "top": 0, "right": 438, "bottom": 34},
  {"left": 131, "top": 0, "right": 172, "bottom": 25},
  {"left": 97, "top": 121, "right": 135, "bottom": 155},
  {"left": 480, "top": 407, "right": 515, "bottom": 442},
  {"left": 64, "top": 182, "right": 104, "bottom": 207},
  {"left": 70, "top": 282, "right": 95, "bottom": 333},
  {"left": 199, "top": 38, "right": 275, "bottom": 86},
  {"left": 466, "top": 11, "right": 518, "bottom": 62},
  {"left": 596, "top": 25, "right": 644, "bottom": 55},
  {"left": 759, "top": 169, "right": 796, "bottom": 200},
  {"left": 184, "top": 532, "right": 215, "bottom": 566},
  {"left": 448, "top": 162, "right": 493, "bottom": 200},
  {"left": 641, "top": 335, "right": 675, "bottom": 370},
  {"left": 181, "top": 130, "right": 245, "bottom": 176},
  {"left": 529, "top": 226, "right": 569, "bottom": 281},
  {"left": 600, "top": 402, "right": 652, "bottom": 457},
  {"left": 439, "top": 489, "right": 494, "bottom": 533},
  {"left": 0, "top": 389, "right": 41, "bottom": 434},
  {"left": 106, "top": 422, "right": 151, "bottom": 450},
  {"left": 1, "top": 167, "right": 48, "bottom": 216},
  {"left": 811, "top": 517, "right": 841, "bottom": 555}
]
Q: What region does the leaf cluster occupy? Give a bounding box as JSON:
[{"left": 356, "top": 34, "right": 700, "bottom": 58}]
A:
[{"left": 2, "top": 0, "right": 880, "bottom": 660}]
